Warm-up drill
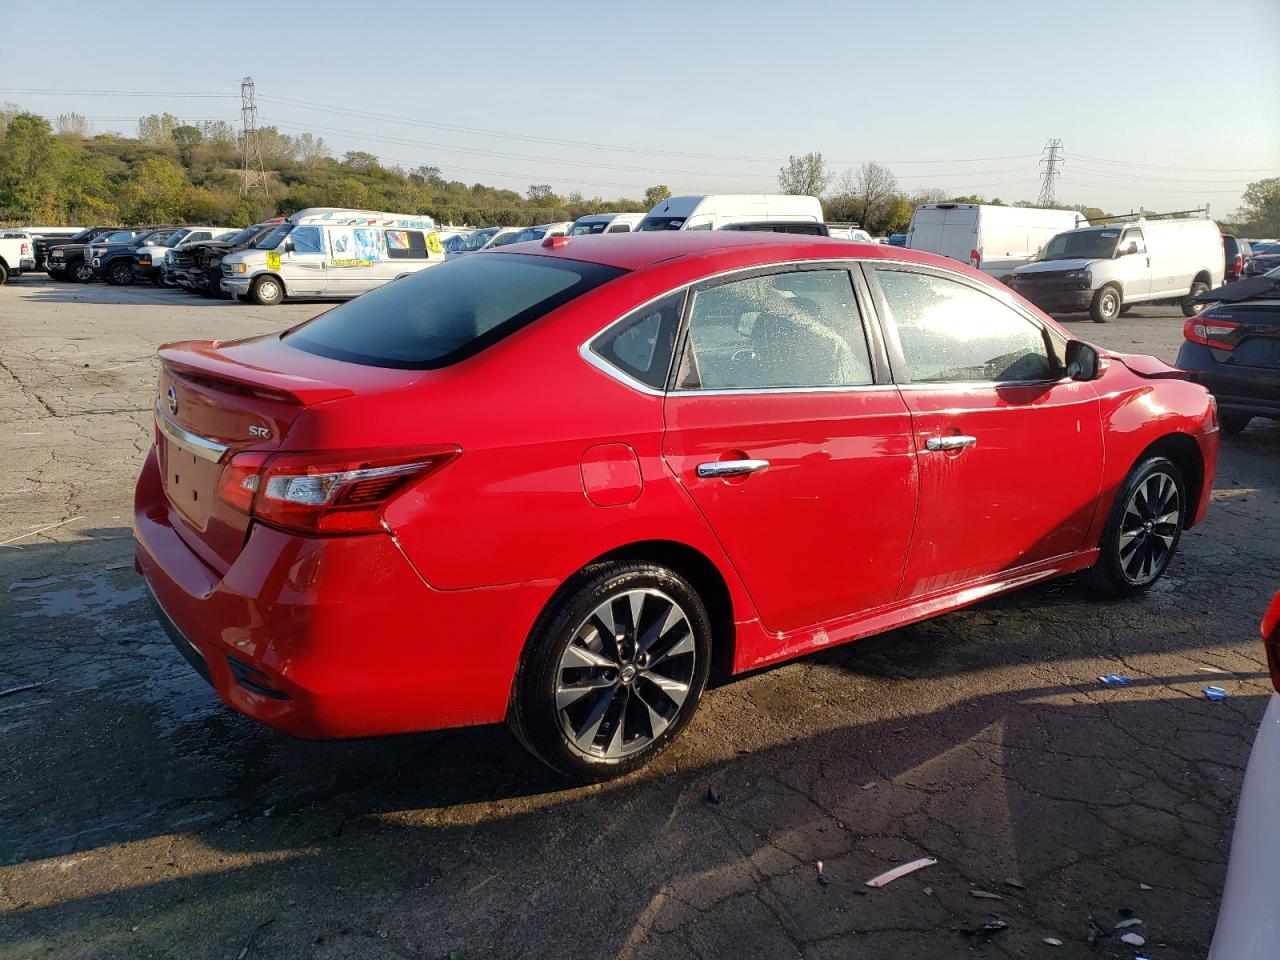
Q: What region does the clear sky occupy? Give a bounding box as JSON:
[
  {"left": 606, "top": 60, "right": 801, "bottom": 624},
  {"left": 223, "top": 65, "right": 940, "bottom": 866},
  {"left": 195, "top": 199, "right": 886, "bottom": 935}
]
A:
[{"left": 2, "top": 0, "right": 1278, "bottom": 215}]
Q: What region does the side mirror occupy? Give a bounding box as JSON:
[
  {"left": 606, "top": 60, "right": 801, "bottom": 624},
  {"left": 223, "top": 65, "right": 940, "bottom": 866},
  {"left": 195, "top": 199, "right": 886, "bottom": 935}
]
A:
[
  {"left": 1065, "top": 340, "right": 1102, "bottom": 381},
  {"left": 1117, "top": 242, "right": 1138, "bottom": 257},
  {"left": 283, "top": 238, "right": 296, "bottom": 253}
]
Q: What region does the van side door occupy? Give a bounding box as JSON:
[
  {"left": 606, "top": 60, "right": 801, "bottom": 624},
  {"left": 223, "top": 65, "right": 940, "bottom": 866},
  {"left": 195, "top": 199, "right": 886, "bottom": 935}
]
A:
[{"left": 278, "top": 225, "right": 327, "bottom": 297}]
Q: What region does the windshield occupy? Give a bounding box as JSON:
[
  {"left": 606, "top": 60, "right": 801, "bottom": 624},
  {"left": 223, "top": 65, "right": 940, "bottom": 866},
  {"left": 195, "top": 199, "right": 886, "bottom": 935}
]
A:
[
  {"left": 570, "top": 220, "right": 609, "bottom": 236},
  {"left": 1039, "top": 229, "right": 1120, "bottom": 262},
  {"left": 457, "top": 227, "right": 499, "bottom": 252},
  {"left": 638, "top": 216, "right": 686, "bottom": 231},
  {"left": 160, "top": 229, "right": 192, "bottom": 247},
  {"left": 489, "top": 230, "right": 533, "bottom": 248},
  {"left": 103, "top": 231, "right": 137, "bottom": 243},
  {"left": 221, "top": 225, "right": 260, "bottom": 246},
  {"left": 1253, "top": 242, "right": 1279, "bottom": 256},
  {"left": 255, "top": 224, "right": 293, "bottom": 250},
  {"left": 286, "top": 253, "right": 626, "bottom": 369}
]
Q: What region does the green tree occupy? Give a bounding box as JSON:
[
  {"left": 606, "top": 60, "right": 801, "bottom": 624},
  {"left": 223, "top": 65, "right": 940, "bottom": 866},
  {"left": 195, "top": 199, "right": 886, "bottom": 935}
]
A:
[
  {"left": 777, "top": 152, "right": 830, "bottom": 196},
  {"left": 526, "top": 184, "right": 558, "bottom": 204},
  {"left": 643, "top": 184, "right": 672, "bottom": 208},
  {"left": 1237, "top": 178, "right": 1280, "bottom": 235},
  {"left": 137, "top": 113, "right": 179, "bottom": 146},
  {"left": 119, "top": 156, "right": 189, "bottom": 222},
  {"left": 55, "top": 112, "right": 92, "bottom": 138},
  {"left": 0, "top": 113, "right": 66, "bottom": 221}
]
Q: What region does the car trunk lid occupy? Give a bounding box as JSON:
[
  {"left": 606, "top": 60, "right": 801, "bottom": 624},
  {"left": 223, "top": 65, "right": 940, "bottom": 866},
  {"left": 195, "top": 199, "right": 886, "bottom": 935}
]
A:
[{"left": 154, "top": 334, "right": 416, "bottom": 573}]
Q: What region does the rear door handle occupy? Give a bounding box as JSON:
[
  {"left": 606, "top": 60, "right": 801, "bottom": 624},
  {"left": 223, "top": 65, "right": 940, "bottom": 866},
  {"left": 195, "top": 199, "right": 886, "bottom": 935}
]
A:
[
  {"left": 925, "top": 435, "right": 977, "bottom": 452},
  {"left": 697, "top": 459, "right": 770, "bottom": 478}
]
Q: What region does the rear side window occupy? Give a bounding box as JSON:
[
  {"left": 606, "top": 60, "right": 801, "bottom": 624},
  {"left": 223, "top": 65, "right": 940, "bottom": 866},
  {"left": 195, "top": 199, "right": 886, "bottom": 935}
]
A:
[
  {"left": 874, "top": 269, "right": 1054, "bottom": 383},
  {"left": 385, "top": 229, "right": 429, "bottom": 259},
  {"left": 590, "top": 292, "right": 684, "bottom": 389},
  {"left": 676, "top": 270, "right": 873, "bottom": 390},
  {"left": 286, "top": 253, "right": 625, "bottom": 369}
]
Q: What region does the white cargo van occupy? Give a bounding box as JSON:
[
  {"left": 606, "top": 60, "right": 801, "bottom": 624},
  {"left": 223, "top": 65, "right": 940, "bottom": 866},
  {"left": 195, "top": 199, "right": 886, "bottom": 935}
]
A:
[
  {"left": 1007, "top": 217, "right": 1224, "bottom": 322},
  {"left": 220, "top": 208, "right": 444, "bottom": 305},
  {"left": 637, "top": 195, "right": 823, "bottom": 231},
  {"left": 568, "top": 212, "right": 646, "bottom": 235},
  {"left": 905, "top": 203, "right": 1087, "bottom": 279}
]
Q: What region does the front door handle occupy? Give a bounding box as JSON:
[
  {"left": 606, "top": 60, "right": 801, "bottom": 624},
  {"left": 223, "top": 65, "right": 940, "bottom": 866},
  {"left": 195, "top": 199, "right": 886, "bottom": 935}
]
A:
[
  {"left": 697, "top": 459, "right": 770, "bottom": 479},
  {"left": 925, "top": 435, "right": 977, "bottom": 452}
]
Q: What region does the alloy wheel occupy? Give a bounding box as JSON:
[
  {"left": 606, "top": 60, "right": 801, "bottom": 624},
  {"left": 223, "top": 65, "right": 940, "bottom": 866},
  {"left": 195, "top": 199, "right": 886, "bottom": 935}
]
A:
[
  {"left": 1118, "top": 471, "right": 1180, "bottom": 584},
  {"left": 555, "top": 588, "right": 696, "bottom": 759}
]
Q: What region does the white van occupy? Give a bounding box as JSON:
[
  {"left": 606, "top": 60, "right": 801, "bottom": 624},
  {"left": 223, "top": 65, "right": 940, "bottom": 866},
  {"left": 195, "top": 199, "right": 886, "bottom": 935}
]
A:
[
  {"left": 220, "top": 208, "right": 444, "bottom": 305},
  {"left": 906, "top": 203, "right": 1087, "bottom": 279},
  {"left": 1007, "top": 216, "right": 1225, "bottom": 322},
  {"left": 637, "top": 194, "right": 823, "bottom": 231},
  {"left": 568, "top": 212, "right": 646, "bottom": 235}
]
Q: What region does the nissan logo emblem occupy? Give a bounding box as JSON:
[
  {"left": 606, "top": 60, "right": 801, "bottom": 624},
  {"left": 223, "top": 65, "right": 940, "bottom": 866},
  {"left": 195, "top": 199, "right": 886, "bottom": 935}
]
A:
[{"left": 166, "top": 386, "right": 178, "bottom": 415}]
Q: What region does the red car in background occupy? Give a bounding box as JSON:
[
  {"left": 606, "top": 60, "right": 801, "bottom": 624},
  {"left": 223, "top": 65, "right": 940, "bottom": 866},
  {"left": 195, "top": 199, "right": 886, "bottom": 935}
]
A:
[{"left": 134, "top": 233, "right": 1220, "bottom": 780}]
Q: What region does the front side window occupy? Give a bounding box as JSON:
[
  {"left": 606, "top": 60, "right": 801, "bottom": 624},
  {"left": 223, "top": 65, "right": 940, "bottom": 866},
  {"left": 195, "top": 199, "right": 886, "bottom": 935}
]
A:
[
  {"left": 1119, "top": 229, "right": 1146, "bottom": 255},
  {"left": 676, "top": 270, "right": 873, "bottom": 390},
  {"left": 289, "top": 226, "right": 325, "bottom": 255},
  {"left": 286, "top": 253, "right": 625, "bottom": 369},
  {"left": 590, "top": 292, "right": 683, "bottom": 389},
  {"left": 874, "top": 269, "right": 1054, "bottom": 383}
]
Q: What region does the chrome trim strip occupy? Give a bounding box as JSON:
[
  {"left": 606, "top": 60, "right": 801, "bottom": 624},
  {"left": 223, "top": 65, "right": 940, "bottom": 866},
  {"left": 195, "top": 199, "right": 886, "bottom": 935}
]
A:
[{"left": 154, "top": 401, "right": 229, "bottom": 463}]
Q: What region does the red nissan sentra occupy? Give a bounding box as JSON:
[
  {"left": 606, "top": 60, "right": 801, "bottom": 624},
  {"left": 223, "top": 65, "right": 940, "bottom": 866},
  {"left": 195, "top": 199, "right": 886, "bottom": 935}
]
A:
[{"left": 135, "top": 232, "right": 1220, "bottom": 780}]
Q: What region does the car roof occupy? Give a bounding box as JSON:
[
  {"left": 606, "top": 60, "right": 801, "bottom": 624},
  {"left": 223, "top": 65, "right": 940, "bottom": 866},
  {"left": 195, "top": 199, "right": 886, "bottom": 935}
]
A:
[{"left": 494, "top": 230, "right": 959, "bottom": 273}]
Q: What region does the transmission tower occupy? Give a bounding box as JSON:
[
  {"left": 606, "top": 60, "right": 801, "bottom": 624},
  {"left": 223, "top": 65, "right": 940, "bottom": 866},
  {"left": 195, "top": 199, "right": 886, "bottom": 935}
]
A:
[
  {"left": 239, "top": 76, "right": 268, "bottom": 195},
  {"left": 1037, "top": 138, "right": 1063, "bottom": 207}
]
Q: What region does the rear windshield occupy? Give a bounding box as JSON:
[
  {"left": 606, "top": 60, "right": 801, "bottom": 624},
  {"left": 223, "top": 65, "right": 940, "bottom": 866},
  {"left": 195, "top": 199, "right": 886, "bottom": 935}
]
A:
[
  {"left": 285, "top": 253, "right": 626, "bottom": 369},
  {"left": 570, "top": 221, "right": 609, "bottom": 235},
  {"left": 638, "top": 216, "right": 686, "bottom": 231}
]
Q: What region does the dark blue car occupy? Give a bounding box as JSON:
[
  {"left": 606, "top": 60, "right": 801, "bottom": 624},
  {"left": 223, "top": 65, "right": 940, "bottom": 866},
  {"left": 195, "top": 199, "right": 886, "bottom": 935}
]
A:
[{"left": 1177, "top": 269, "right": 1280, "bottom": 435}]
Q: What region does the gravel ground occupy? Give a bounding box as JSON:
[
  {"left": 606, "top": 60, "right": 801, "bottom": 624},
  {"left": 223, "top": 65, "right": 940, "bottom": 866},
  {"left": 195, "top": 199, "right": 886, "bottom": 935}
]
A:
[{"left": 1, "top": 277, "right": 1278, "bottom": 960}]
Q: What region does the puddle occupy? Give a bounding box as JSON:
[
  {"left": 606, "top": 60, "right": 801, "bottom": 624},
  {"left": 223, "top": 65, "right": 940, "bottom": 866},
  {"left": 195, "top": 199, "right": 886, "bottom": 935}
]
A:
[{"left": 13, "top": 571, "right": 144, "bottom": 619}]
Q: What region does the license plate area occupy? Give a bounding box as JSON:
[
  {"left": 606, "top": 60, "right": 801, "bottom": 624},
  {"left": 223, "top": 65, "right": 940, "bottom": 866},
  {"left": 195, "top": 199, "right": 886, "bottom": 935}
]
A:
[{"left": 159, "top": 434, "right": 221, "bottom": 530}]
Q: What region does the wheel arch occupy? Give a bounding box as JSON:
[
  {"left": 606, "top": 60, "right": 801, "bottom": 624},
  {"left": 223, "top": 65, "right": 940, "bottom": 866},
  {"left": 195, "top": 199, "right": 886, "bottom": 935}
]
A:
[
  {"left": 1193, "top": 269, "right": 1213, "bottom": 286},
  {"left": 1137, "top": 431, "right": 1204, "bottom": 529}
]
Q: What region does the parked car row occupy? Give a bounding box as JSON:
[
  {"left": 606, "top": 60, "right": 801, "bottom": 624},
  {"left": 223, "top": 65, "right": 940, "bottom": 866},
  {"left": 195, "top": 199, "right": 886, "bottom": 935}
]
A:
[{"left": 40, "top": 225, "right": 237, "bottom": 285}]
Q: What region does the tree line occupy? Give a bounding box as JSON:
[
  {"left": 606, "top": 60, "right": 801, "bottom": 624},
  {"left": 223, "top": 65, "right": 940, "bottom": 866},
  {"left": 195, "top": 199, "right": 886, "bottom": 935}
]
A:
[{"left": 1, "top": 108, "right": 1275, "bottom": 238}]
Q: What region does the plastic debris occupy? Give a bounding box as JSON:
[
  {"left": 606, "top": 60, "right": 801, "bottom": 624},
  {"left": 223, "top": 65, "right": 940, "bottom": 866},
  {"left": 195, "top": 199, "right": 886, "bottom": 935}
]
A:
[
  {"left": 922, "top": 886, "right": 934, "bottom": 896},
  {"left": 865, "top": 857, "right": 938, "bottom": 888},
  {"left": 961, "top": 920, "right": 1009, "bottom": 937},
  {"left": 1203, "top": 686, "right": 1229, "bottom": 701},
  {"left": 1043, "top": 938, "right": 1063, "bottom": 946},
  {"left": 816, "top": 861, "right": 830, "bottom": 886},
  {"left": 1115, "top": 918, "right": 1144, "bottom": 930},
  {"left": 1121, "top": 933, "right": 1147, "bottom": 947},
  {"left": 860, "top": 781, "right": 877, "bottom": 791},
  {"left": 0, "top": 682, "right": 42, "bottom": 698},
  {"left": 1139, "top": 883, "right": 1154, "bottom": 891},
  {"left": 1100, "top": 674, "right": 1133, "bottom": 686},
  {"left": 1197, "top": 667, "right": 1228, "bottom": 674},
  {"left": 1003, "top": 878, "right": 1027, "bottom": 890},
  {"left": 706, "top": 786, "right": 721, "bottom": 805},
  {"left": 970, "top": 889, "right": 1004, "bottom": 900}
]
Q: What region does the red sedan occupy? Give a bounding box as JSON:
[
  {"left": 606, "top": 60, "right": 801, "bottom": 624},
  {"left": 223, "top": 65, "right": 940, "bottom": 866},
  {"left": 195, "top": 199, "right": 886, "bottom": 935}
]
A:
[{"left": 134, "top": 233, "right": 1220, "bottom": 780}]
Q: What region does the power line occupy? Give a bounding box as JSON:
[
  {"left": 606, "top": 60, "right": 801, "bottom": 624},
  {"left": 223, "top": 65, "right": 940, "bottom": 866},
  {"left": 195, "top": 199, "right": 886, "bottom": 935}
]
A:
[
  {"left": 1037, "top": 139, "right": 1063, "bottom": 207},
  {"left": 1066, "top": 152, "right": 1279, "bottom": 174}
]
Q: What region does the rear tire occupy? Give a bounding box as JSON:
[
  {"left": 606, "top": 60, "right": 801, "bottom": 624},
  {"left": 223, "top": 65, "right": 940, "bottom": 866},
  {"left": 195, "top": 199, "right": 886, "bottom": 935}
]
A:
[
  {"left": 1090, "top": 284, "right": 1121, "bottom": 323},
  {"left": 1220, "top": 412, "right": 1252, "bottom": 436},
  {"left": 107, "top": 261, "right": 134, "bottom": 286},
  {"left": 1182, "top": 281, "right": 1210, "bottom": 317},
  {"left": 508, "top": 560, "right": 712, "bottom": 782},
  {"left": 1088, "top": 456, "right": 1186, "bottom": 597},
  {"left": 250, "top": 276, "right": 283, "bottom": 306},
  {"left": 0, "top": 263, "right": 8, "bottom": 286}
]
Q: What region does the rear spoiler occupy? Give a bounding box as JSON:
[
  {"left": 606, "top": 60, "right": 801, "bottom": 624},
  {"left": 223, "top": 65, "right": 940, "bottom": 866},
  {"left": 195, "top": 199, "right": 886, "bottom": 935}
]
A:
[{"left": 159, "top": 339, "right": 355, "bottom": 405}]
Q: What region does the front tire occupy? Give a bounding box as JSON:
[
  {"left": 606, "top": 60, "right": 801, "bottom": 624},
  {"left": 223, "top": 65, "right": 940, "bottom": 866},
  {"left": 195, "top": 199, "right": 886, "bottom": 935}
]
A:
[
  {"left": 1182, "top": 281, "right": 1210, "bottom": 317},
  {"left": 69, "top": 259, "right": 95, "bottom": 283},
  {"left": 250, "top": 276, "right": 283, "bottom": 306},
  {"left": 1220, "top": 412, "right": 1252, "bottom": 436},
  {"left": 1088, "top": 456, "right": 1186, "bottom": 597},
  {"left": 107, "top": 262, "right": 134, "bottom": 286},
  {"left": 509, "top": 561, "right": 712, "bottom": 782},
  {"left": 0, "top": 263, "right": 8, "bottom": 286},
  {"left": 1090, "top": 284, "right": 1121, "bottom": 323}
]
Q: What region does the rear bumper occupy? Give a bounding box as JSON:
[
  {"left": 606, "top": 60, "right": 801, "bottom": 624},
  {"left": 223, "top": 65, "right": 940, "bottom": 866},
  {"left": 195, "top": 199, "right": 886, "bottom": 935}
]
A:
[
  {"left": 133, "top": 448, "right": 549, "bottom": 739},
  {"left": 19, "top": 257, "right": 35, "bottom": 272},
  {"left": 1178, "top": 343, "right": 1280, "bottom": 420},
  {"left": 1209, "top": 693, "right": 1280, "bottom": 959}
]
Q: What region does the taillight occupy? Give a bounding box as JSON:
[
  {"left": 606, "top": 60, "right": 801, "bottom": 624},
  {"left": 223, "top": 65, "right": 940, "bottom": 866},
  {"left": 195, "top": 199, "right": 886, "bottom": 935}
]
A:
[
  {"left": 1263, "top": 590, "right": 1280, "bottom": 694},
  {"left": 969, "top": 249, "right": 981, "bottom": 268},
  {"left": 217, "top": 447, "right": 459, "bottom": 535},
  {"left": 1232, "top": 254, "right": 1243, "bottom": 278},
  {"left": 1184, "top": 318, "right": 1240, "bottom": 350},
  {"left": 21, "top": 242, "right": 29, "bottom": 255}
]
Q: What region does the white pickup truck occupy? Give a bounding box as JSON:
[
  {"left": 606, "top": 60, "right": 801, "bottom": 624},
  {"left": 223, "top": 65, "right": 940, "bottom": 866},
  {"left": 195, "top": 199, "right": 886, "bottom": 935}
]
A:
[{"left": 0, "top": 231, "right": 37, "bottom": 285}]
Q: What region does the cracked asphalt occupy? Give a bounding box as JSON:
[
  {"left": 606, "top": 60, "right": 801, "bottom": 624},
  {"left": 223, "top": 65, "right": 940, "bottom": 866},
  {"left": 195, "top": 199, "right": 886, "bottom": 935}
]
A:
[{"left": 1, "top": 277, "right": 1278, "bottom": 960}]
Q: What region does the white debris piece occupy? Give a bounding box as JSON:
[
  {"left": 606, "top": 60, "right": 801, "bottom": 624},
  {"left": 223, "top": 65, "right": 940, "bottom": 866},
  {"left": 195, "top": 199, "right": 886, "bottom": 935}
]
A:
[
  {"left": 865, "top": 857, "right": 938, "bottom": 888},
  {"left": 1121, "top": 932, "right": 1147, "bottom": 946}
]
